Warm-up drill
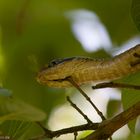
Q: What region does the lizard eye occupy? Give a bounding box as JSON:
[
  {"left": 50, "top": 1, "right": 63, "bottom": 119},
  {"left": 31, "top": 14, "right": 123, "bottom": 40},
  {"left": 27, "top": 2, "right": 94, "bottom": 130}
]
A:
[
  {"left": 48, "top": 59, "right": 63, "bottom": 67},
  {"left": 48, "top": 57, "right": 76, "bottom": 68}
]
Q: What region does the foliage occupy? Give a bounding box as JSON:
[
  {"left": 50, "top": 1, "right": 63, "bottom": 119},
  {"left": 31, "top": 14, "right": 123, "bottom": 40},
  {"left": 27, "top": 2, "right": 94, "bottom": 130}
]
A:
[{"left": 0, "top": 0, "right": 139, "bottom": 139}]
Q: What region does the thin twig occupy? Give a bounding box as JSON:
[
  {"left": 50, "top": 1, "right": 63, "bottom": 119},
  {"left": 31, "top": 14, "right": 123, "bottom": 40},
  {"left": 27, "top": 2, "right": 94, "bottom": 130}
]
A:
[
  {"left": 50, "top": 123, "right": 99, "bottom": 137},
  {"left": 32, "top": 123, "right": 99, "bottom": 140},
  {"left": 66, "top": 77, "right": 106, "bottom": 121},
  {"left": 74, "top": 132, "right": 78, "bottom": 140},
  {"left": 36, "top": 122, "right": 51, "bottom": 134},
  {"left": 92, "top": 82, "right": 140, "bottom": 90},
  {"left": 67, "top": 96, "right": 93, "bottom": 124}
]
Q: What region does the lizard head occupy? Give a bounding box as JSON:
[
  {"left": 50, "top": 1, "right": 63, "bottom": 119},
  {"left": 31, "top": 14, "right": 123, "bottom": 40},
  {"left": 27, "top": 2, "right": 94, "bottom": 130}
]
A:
[{"left": 36, "top": 57, "right": 77, "bottom": 88}]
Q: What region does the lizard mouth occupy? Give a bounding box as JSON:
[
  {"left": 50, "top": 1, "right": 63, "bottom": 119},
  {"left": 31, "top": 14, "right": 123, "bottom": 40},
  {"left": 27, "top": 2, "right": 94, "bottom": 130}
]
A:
[
  {"left": 48, "top": 76, "right": 70, "bottom": 82},
  {"left": 46, "top": 78, "right": 72, "bottom": 88},
  {"left": 36, "top": 72, "right": 71, "bottom": 87}
]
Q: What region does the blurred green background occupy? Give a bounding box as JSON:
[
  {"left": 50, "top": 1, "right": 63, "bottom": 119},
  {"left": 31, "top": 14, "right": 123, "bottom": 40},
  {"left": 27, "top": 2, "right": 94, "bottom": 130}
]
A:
[{"left": 0, "top": 0, "right": 140, "bottom": 139}]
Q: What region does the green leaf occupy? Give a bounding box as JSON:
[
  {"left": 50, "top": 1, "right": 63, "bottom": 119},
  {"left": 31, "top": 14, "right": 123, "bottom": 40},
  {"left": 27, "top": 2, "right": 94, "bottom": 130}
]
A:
[
  {"left": 131, "top": 0, "right": 140, "bottom": 31},
  {"left": 78, "top": 130, "right": 93, "bottom": 140},
  {"left": 0, "top": 121, "right": 33, "bottom": 140},
  {"left": 106, "top": 100, "right": 121, "bottom": 118},
  {"left": 0, "top": 97, "right": 46, "bottom": 122},
  {"left": 121, "top": 72, "right": 140, "bottom": 133}
]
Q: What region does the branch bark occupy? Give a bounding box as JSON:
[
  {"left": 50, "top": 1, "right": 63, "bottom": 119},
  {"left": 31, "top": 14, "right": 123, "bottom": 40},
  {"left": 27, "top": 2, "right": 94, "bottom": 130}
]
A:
[
  {"left": 82, "top": 101, "right": 140, "bottom": 140},
  {"left": 34, "top": 81, "right": 140, "bottom": 140},
  {"left": 92, "top": 82, "right": 140, "bottom": 90}
]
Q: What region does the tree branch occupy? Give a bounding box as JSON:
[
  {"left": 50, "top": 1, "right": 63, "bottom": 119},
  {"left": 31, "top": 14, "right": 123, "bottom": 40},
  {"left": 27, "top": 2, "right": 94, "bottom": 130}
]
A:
[
  {"left": 92, "top": 82, "right": 140, "bottom": 90},
  {"left": 34, "top": 80, "right": 140, "bottom": 140},
  {"left": 67, "top": 96, "right": 93, "bottom": 124},
  {"left": 32, "top": 122, "right": 99, "bottom": 140},
  {"left": 82, "top": 101, "right": 140, "bottom": 140},
  {"left": 67, "top": 77, "right": 106, "bottom": 121}
]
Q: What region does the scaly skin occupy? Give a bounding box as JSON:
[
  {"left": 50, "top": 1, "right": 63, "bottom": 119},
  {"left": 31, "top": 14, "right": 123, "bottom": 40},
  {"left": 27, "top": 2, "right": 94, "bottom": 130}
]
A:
[{"left": 37, "top": 44, "right": 140, "bottom": 88}]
